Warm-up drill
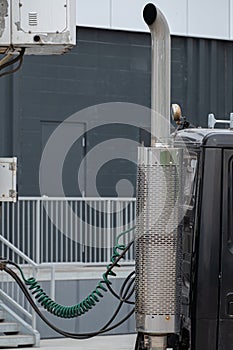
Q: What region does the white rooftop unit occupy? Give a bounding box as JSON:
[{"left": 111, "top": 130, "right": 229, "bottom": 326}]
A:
[{"left": 0, "top": 0, "right": 76, "bottom": 55}]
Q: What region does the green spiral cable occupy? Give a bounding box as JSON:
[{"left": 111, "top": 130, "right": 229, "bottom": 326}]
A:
[
  {"left": 102, "top": 228, "right": 132, "bottom": 283},
  {"left": 14, "top": 226, "right": 135, "bottom": 319}
]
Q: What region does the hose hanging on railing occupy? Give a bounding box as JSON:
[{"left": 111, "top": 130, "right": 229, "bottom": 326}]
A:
[{"left": 0, "top": 227, "right": 135, "bottom": 319}]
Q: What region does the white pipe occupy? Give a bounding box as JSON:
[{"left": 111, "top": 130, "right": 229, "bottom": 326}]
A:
[{"left": 143, "top": 3, "right": 171, "bottom": 146}]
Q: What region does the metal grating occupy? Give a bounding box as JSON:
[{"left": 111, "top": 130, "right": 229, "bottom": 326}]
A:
[{"left": 135, "top": 147, "right": 183, "bottom": 333}]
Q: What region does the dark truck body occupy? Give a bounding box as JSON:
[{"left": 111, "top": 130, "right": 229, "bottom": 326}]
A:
[{"left": 176, "top": 128, "right": 233, "bottom": 350}]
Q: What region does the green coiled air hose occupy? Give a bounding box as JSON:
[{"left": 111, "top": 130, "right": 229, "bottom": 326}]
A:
[{"left": 13, "top": 226, "right": 135, "bottom": 319}]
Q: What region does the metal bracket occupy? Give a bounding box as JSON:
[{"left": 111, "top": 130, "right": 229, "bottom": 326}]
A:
[
  {"left": 208, "top": 113, "right": 233, "bottom": 129},
  {"left": 144, "top": 335, "right": 167, "bottom": 350},
  {"left": 9, "top": 189, "right": 17, "bottom": 199},
  {"left": 9, "top": 162, "right": 17, "bottom": 172}
]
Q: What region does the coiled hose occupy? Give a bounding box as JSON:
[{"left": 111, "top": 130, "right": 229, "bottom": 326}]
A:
[{"left": 10, "top": 227, "right": 135, "bottom": 319}]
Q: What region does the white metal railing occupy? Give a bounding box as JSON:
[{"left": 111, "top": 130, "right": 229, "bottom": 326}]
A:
[
  {"left": 0, "top": 197, "right": 136, "bottom": 331},
  {"left": 1, "top": 197, "right": 136, "bottom": 264}
]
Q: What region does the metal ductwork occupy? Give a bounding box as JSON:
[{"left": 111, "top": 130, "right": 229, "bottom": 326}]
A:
[{"left": 135, "top": 4, "right": 183, "bottom": 349}]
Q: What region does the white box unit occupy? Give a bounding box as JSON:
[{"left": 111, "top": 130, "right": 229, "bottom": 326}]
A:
[
  {"left": 0, "top": 0, "right": 76, "bottom": 55},
  {"left": 18, "top": 0, "right": 68, "bottom": 34},
  {"left": 0, "top": 157, "right": 17, "bottom": 202},
  {"left": 0, "top": 0, "right": 11, "bottom": 53}
]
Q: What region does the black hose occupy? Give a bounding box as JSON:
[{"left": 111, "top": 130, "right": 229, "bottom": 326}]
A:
[
  {"left": 0, "top": 48, "right": 25, "bottom": 78},
  {"left": 106, "top": 271, "right": 135, "bottom": 305},
  {"left": 1, "top": 240, "right": 135, "bottom": 339},
  {"left": 4, "top": 266, "right": 135, "bottom": 339}
]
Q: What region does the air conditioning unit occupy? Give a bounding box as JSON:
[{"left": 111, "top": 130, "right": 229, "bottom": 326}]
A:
[{"left": 0, "top": 0, "right": 76, "bottom": 55}]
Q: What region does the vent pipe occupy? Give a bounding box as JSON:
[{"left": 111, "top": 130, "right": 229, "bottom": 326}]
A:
[{"left": 143, "top": 3, "right": 171, "bottom": 146}]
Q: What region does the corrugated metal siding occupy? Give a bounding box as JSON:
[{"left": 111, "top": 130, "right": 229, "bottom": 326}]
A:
[
  {"left": 0, "top": 29, "right": 232, "bottom": 193},
  {"left": 173, "top": 37, "right": 233, "bottom": 127},
  {"left": 10, "top": 28, "right": 152, "bottom": 196},
  {"left": 0, "top": 75, "right": 14, "bottom": 156}
]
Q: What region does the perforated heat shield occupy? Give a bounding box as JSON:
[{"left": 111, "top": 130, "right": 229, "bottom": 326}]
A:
[{"left": 135, "top": 147, "right": 183, "bottom": 334}]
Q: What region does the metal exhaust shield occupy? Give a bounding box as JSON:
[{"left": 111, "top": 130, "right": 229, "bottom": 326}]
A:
[{"left": 135, "top": 147, "right": 183, "bottom": 334}]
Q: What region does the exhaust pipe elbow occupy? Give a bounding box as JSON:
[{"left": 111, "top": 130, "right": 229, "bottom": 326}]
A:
[
  {"left": 143, "top": 3, "right": 157, "bottom": 26},
  {"left": 143, "top": 3, "right": 171, "bottom": 145}
]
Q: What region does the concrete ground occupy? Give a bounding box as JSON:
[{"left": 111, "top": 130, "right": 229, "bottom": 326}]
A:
[{"left": 22, "top": 334, "right": 137, "bottom": 350}]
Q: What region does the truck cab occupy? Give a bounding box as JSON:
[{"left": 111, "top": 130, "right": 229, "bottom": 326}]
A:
[{"left": 176, "top": 128, "right": 233, "bottom": 350}]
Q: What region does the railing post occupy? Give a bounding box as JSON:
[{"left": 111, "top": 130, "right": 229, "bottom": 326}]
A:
[
  {"left": 31, "top": 305, "right": 37, "bottom": 331},
  {"left": 35, "top": 199, "right": 41, "bottom": 264},
  {"left": 107, "top": 200, "right": 111, "bottom": 262},
  {"left": 31, "top": 266, "right": 38, "bottom": 330},
  {"left": 50, "top": 265, "right": 56, "bottom": 300}
]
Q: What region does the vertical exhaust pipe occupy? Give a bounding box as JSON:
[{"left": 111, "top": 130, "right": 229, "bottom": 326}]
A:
[
  {"left": 143, "top": 3, "right": 171, "bottom": 145},
  {"left": 135, "top": 5, "right": 183, "bottom": 350}
]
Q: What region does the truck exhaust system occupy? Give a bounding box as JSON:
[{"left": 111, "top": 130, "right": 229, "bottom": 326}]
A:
[
  {"left": 135, "top": 4, "right": 183, "bottom": 349},
  {"left": 143, "top": 3, "right": 171, "bottom": 145}
]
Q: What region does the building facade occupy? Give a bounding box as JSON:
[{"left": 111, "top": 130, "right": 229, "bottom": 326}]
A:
[
  {"left": 0, "top": 0, "right": 232, "bottom": 196},
  {"left": 0, "top": 1, "right": 233, "bottom": 338}
]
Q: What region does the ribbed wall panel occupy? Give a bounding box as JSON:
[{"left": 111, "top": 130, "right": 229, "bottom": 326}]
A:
[
  {"left": 0, "top": 29, "right": 232, "bottom": 193},
  {"left": 172, "top": 36, "right": 233, "bottom": 127}
]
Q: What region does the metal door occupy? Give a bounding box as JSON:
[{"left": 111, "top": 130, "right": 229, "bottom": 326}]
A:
[
  {"left": 218, "top": 149, "right": 233, "bottom": 349},
  {"left": 40, "top": 121, "right": 86, "bottom": 197}
]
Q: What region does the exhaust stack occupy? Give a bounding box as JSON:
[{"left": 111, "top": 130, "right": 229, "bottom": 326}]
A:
[
  {"left": 135, "top": 4, "right": 183, "bottom": 349},
  {"left": 143, "top": 3, "right": 171, "bottom": 145}
]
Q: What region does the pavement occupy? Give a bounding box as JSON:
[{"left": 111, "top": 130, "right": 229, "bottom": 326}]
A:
[{"left": 21, "top": 334, "right": 137, "bottom": 350}]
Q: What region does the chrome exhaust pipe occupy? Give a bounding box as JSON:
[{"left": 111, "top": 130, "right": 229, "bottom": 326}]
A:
[
  {"left": 143, "top": 3, "right": 171, "bottom": 146},
  {"left": 135, "top": 5, "right": 182, "bottom": 349}
]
